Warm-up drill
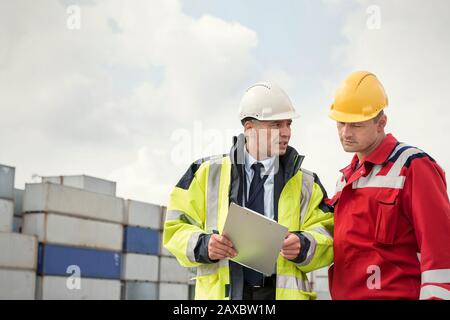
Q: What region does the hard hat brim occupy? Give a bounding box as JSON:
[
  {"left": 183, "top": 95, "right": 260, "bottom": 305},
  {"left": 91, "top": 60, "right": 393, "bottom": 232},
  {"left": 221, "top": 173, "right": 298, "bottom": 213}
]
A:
[
  {"left": 328, "top": 106, "right": 386, "bottom": 123},
  {"left": 240, "top": 110, "right": 300, "bottom": 121}
]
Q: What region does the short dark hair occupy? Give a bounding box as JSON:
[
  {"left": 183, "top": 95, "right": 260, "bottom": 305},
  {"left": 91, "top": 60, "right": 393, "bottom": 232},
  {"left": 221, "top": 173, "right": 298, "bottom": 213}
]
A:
[{"left": 373, "top": 110, "right": 385, "bottom": 123}]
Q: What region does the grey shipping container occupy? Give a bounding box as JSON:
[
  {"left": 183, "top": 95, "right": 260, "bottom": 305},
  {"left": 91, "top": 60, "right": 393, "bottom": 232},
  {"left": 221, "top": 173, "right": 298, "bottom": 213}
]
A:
[
  {"left": 125, "top": 200, "right": 162, "bottom": 230},
  {"left": 0, "top": 198, "right": 13, "bottom": 232},
  {"left": 0, "top": 269, "right": 36, "bottom": 300},
  {"left": 159, "top": 256, "right": 190, "bottom": 283},
  {"left": 0, "top": 164, "right": 14, "bottom": 200},
  {"left": 159, "top": 283, "right": 189, "bottom": 300},
  {"left": 41, "top": 175, "right": 116, "bottom": 196},
  {"left": 121, "top": 281, "right": 158, "bottom": 300},
  {"left": 23, "top": 213, "right": 123, "bottom": 251},
  {"left": 0, "top": 232, "right": 37, "bottom": 269},
  {"left": 36, "top": 276, "right": 121, "bottom": 300},
  {"left": 13, "top": 188, "right": 24, "bottom": 216},
  {"left": 23, "top": 183, "right": 125, "bottom": 224},
  {"left": 121, "top": 253, "right": 159, "bottom": 282}
]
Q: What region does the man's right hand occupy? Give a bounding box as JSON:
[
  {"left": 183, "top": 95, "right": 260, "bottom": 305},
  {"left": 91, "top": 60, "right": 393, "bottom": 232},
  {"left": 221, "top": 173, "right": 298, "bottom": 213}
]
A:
[{"left": 208, "top": 234, "right": 237, "bottom": 260}]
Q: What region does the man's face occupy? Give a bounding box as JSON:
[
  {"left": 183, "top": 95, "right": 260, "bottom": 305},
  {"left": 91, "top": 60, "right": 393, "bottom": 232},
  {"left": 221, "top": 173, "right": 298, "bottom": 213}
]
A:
[
  {"left": 336, "top": 118, "right": 382, "bottom": 154},
  {"left": 246, "top": 119, "right": 292, "bottom": 158}
]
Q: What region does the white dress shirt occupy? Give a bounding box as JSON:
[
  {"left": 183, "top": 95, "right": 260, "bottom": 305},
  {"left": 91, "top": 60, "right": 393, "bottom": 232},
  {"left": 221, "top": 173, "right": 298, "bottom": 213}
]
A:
[{"left": 243, "top": 148, "right": 276, "bottom": 221}]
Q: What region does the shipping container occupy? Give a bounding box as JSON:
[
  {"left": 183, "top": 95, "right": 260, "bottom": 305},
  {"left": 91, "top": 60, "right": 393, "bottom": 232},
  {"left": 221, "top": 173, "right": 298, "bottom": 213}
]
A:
[
  {"left": 159, "top": 282, "right": 189, "bottom": 300},
  {"left": 0, "top": 164, "right": 14, "bottom": 200},
  {"left": 159, "top": 256, "right": 190, "bottom": 283},
  {"left": 121, "top": 253, "right": 159, "bottom": 282},
  {"left": 125, "top": 200, "right": 162, "bottom": 229},
  {"left": 0, "top": 269, "right": 35, "bottom": 300},
  {"left": 121, "top": 281, "right": 158, "bottom": 300},
  {"left": 13, "top": 188, "right": 24, "bottom": 216},
  {"left": 123, "top": 226, "right": 159, "bottom": 255},
  {"left": 38, "top": 243, "right": 121, "bottom": 280},
  {"left": 36, "top": 276, "right": 121, "bottom": 300},
  {"left": 0, "top": 199, "right": 13, "bottom": 232},
  {"left": 0, "top": 232, "right": 37, "bottom": 269},
  {"left": 23, "top": 213, "right": 123, "bottom": 251},
  {"left": 41, "top": 175, "right": 116, "bottom": 196},
  {"left": 23, "top": 183, "right": 124, "bottom": 223}
]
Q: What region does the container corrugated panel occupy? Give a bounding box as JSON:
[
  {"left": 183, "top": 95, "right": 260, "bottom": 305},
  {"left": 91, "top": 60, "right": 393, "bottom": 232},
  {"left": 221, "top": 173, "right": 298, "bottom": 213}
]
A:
[
  {"left": 0, "top": 269, "right": 35, "bottom": 300},
  {"left": 159, "top": 231, "right": 173, "bottom": 257},
  {"left": 0, "top": 199, "right": 13, "bottom": 232},
  {"left": 41, "top": 175, "right": 116, "bottom": 196},
  {"left": 125, "top": 200, "right": 162, "bottom": 229},
  {"left": 36, "top": 276, "right": 121, "bottom": 300},
  {"left": 0, "top": 164, "right": 14, "bottom": 200},
  {"left": 38, "top": 243, "right": 121, "bottom": 279},
  {"left": 121, "top": 281, "right": 159, "bottom": 300},
  {"left": 123, "top": 226, "right": 159, "bottom": 255},
  {"left": 121, "top": 253, "right": 159, "bottom": 282},
  {"left": 159, "top": 256, "right": 189, "bottom": 283},
  {"left": 0, "top": 232, "right": 37, "bottom": 269},
  {"left": 14, "top": 188, "right": 24, "bottom": 216},
  {"left": 23, "top": 183, "right": 124, "bottom": 223},
  {"left": 23, "top": 213, "right": 123, "bottom": 251},
  {"left": 159, "top": 283, "right": 189, "bottom": 300}
]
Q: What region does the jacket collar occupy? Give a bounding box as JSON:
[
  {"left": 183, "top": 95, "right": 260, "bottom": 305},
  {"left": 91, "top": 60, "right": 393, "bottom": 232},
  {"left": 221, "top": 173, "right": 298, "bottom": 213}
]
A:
[
  {"left": 230, "top": 133, "right": 305, "bottom": 180},
  {"left": 340, "top": 133, "right": 399, "bottom": 178}
]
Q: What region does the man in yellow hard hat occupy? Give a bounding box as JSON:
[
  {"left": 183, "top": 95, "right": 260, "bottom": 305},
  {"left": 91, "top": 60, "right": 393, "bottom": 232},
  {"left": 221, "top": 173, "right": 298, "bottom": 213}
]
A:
[
  {"left": 164, "top": 82, "right": 334, "bottom": 300},
  {"left": 328, "top": 71, "right": 450, "bottom": 299}
]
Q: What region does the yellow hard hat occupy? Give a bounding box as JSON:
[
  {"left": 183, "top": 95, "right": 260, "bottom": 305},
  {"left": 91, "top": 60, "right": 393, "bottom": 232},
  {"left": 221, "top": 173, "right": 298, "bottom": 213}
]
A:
[{"left": 329, "top": 71, "right": 388, "bottom": 123}]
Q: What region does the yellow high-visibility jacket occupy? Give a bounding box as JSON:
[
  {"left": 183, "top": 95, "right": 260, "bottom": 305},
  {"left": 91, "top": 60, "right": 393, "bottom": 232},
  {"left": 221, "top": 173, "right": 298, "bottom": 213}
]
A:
[{"left": 164, "top": 134, "right": 334, "bottom": 300}]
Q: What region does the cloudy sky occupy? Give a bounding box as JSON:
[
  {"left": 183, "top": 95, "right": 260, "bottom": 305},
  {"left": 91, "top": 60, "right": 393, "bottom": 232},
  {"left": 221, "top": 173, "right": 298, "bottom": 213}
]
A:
[{"left": 1, "top": 0, "right": 449, "bottom": 205}]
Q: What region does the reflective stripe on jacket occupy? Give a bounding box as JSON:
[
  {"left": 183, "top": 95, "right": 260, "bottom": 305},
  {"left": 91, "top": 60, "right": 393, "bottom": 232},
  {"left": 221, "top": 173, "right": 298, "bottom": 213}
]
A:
[
  {"left": 164, "top": 134, "right": 334, "bottom": 300},
  {"left": 329, "top": 133, "right": 450, "bottom": 300}
]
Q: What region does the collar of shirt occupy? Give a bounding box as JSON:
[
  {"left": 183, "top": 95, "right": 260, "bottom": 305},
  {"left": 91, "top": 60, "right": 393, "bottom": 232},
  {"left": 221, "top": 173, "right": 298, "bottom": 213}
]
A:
[
  {"left": 340, "top": 133, "right": 399, "bottom": 180},
  {"left": 244, "top": 148, "right": 276, "bottom": 177}
]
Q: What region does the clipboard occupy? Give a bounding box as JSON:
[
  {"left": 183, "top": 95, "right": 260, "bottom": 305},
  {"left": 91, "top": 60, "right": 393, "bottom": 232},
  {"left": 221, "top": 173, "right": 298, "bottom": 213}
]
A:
[{"left": 222, "top": 202, "right": 288, "bottom": 275}]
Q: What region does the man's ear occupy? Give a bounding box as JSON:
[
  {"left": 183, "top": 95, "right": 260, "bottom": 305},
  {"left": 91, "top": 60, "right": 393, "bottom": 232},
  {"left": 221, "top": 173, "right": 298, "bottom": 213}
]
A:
[
  {"left": 243, "top": 120, "right": 254, "bottom": 132},
  {"left": 377, "top": 114, "right": 387, "bottom": 131}
]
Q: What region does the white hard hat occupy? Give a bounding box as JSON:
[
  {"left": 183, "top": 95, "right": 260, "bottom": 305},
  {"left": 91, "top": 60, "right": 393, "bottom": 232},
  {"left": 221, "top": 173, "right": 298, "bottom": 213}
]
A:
[{"left": 238, "top": 82, "right": 299, "bottom": 121}]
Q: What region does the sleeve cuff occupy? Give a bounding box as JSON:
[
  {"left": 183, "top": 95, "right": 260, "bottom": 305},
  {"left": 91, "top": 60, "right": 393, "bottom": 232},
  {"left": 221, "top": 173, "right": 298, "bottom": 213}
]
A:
[
  {"left": 194, "top": 233, "right": 219, "bottom": 264},
  {"left": 290, "top": 232, "right": 311, "bottom": 264}
]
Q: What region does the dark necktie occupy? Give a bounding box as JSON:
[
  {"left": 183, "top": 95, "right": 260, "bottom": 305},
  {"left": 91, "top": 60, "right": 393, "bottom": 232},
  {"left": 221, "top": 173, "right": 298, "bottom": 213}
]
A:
[{"left": 243, "top": 162, "right": 265, "bottom": 286}]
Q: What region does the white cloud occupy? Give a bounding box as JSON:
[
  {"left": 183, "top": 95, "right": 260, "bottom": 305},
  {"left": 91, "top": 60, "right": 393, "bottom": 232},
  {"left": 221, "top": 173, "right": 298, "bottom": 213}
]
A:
[
  {"left": 309, "top": 0, "right": 450, "bottom": 196},
  {"left": 108, "top": 146, "right": 173, "bottom": 204},
  {"left": 2, "top": 0, "right": 448, "bottom": 204},
  {"left": 0, "top": 0, "right": 259, "bottom": 203}
]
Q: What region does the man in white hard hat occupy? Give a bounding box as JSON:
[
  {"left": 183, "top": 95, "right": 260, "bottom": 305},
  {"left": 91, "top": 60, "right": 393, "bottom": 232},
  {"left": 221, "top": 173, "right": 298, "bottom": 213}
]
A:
[{"left": 164, "top": 82, "right": 334, "bottom": 300}]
